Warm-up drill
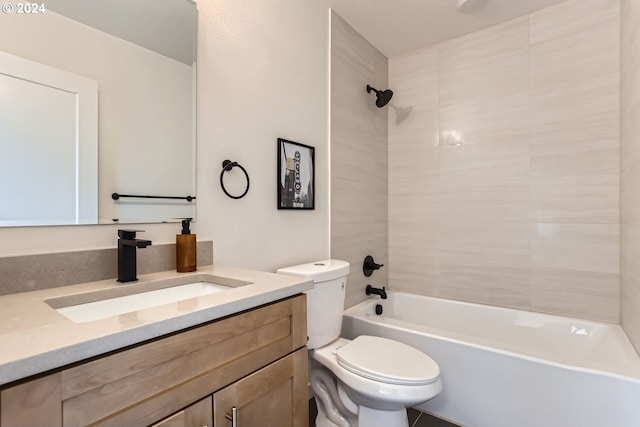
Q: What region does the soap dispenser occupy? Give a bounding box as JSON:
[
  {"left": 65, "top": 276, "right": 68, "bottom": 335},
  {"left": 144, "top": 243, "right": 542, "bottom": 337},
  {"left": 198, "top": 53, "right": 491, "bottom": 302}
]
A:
[{"left": 176, "top": 218, "right": 196, "bottom": 272}]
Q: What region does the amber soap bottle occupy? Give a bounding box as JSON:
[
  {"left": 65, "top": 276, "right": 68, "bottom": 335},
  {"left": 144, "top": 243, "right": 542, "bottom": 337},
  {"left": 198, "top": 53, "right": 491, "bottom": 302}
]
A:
[{"left": 176, "top": 218, "right": 196, "bottom": 272}]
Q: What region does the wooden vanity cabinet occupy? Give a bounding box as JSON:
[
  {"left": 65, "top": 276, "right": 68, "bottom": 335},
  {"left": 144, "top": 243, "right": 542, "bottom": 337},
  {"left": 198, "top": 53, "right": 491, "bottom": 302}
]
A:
[
  {"left": 0, "top": 295, "right": 308, "bottom": 427},
  {"left": 213, "top": 347, "right": 308, "bottom": 427},
  {"left": 151, "top": 396, "right": 212, "bottom": 427}
]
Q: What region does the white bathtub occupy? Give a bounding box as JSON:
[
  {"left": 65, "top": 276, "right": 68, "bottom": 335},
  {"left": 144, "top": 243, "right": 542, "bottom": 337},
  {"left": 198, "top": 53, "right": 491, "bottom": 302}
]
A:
[{"left": 341, "top": 292, "right": 640, "bottom": 427}]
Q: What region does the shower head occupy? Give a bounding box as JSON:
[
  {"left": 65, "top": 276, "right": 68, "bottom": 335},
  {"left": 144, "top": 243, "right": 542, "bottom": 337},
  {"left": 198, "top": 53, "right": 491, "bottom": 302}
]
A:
[{"left": 366, "top": 84, "right": 393, "bottom": 108}]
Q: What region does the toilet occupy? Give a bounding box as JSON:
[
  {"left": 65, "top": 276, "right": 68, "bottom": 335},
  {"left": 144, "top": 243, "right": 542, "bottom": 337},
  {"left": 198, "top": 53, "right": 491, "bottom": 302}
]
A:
[{"left": 277, "top": 260, "right": 442, "bottom": 427}]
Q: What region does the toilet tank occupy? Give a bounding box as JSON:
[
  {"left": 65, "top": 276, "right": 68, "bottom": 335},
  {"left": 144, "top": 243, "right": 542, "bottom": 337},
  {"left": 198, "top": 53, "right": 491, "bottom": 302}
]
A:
[{"left": 277, "top": 260, "right": 350, "bottom": 350}]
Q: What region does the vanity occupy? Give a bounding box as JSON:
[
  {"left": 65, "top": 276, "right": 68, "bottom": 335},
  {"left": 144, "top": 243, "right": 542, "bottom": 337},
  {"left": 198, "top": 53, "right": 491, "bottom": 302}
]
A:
[{"left": 0, "top": 265, "right": 313, "bottom": 427}]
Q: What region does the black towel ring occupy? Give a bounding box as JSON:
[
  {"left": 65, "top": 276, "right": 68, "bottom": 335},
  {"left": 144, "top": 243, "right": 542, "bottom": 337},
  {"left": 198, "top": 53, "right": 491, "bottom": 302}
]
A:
[{"left": 220, "top": 160, "right": 250, "bottom": 199}]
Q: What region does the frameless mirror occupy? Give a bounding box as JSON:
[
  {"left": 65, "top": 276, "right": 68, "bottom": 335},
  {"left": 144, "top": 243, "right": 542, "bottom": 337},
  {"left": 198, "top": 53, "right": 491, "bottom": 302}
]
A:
[{"left": 0, "top": 0, "right": 197, "bottom": 226}]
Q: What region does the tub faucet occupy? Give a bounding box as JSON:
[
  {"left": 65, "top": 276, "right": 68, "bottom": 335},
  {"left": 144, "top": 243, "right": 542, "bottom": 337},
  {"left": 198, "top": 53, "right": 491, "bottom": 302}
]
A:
[
  {"left": 117, "top": 229, "right": 152, "bottom": 283},
  {"left": 366, "top": 284, "right": 387, "bottom": 300}
]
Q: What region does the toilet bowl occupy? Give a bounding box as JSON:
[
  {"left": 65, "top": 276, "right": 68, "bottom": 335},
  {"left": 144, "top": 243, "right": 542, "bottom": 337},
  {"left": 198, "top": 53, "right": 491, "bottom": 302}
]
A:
[
  {"left": 315, "top": 337, "right": 442, "bottom": 409},
  {"left": 277, "top": 260, "right": 442, "bottom": 427}
]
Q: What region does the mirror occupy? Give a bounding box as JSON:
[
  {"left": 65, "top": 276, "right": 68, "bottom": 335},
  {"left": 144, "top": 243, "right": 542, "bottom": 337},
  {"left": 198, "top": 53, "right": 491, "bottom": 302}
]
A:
[{"left": 0, "top": 0, "right": 197, "bottom": 226}]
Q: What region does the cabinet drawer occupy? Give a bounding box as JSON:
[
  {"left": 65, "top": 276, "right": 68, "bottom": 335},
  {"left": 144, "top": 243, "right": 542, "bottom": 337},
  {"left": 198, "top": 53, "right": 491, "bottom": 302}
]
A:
[{"left": 1, "top": 295, "right": 306, "bottom": 427}]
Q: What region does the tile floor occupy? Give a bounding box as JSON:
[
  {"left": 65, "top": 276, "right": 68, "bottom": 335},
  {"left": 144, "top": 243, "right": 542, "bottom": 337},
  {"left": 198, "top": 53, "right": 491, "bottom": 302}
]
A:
[
  {"left": 408, "top": 407, "right": 460, "bottom": 427},
  {"left": 309, "top": 398, "right": 460, "bottom": 427}
]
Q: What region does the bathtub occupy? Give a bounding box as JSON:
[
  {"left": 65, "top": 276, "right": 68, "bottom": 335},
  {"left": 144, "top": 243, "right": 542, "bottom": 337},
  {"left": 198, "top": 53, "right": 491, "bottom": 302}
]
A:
[{"left": 341, "top": 292, "right": 640, "bottom": 427}]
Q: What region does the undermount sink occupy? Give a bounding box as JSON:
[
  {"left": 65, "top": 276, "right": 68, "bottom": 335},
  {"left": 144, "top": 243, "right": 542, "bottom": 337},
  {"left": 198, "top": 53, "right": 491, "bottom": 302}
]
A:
[{"left": 46, "top": 275, "right": 251, "bottom": 323}]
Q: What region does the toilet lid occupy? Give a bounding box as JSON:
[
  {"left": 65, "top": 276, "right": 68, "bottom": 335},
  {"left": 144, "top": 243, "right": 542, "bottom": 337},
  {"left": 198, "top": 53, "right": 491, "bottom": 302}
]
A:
[{"left": 336, "top": 336, "right": 440, "bottom": 386}]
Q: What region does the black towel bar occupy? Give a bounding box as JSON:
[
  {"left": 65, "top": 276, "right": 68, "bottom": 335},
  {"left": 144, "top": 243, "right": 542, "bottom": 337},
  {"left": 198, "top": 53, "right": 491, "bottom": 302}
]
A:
[{"left": 111, "top": 193, "right": 196, "bottom": 202}]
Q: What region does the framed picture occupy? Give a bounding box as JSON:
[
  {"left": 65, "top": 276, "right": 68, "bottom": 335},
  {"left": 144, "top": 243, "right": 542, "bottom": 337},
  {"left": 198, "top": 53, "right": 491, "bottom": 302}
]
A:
[{"left": 277, "top": 138, "right": 315, "bottom": 210}]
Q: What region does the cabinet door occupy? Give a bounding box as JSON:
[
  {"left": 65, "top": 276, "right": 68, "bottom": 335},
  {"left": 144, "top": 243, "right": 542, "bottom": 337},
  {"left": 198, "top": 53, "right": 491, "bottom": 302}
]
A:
[
  {"left": 1, "top": 374, "right": 62, "bottom": 427},
  {"left": 213, "top": 348, "right": 308, "bottom": 427},
  {"left": 151, "top": 396, "right": 212, "bottom": 427}
]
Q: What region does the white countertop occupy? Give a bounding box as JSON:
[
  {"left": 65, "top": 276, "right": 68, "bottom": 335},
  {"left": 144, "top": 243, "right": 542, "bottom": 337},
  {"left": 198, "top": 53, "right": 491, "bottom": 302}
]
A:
[{"left": 0, "top": 265, "right": 313, "bottom": 386}]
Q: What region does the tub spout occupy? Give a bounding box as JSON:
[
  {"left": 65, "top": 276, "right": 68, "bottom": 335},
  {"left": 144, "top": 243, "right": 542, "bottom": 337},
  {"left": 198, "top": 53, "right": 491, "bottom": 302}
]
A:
[{"left": 365, "top": 284, "right": 387, "bottom": 299}]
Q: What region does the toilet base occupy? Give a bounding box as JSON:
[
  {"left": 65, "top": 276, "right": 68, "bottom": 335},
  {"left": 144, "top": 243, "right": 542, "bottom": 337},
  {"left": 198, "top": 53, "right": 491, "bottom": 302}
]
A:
[
  {"left": 359, "top": 407, "right": 409, "bottom": 427},
  {"left": 313, "top": 408, "right": 409, "bottom": 427},
  {"left": 314, "top": 413, "right": 341, "bottom": 427}
]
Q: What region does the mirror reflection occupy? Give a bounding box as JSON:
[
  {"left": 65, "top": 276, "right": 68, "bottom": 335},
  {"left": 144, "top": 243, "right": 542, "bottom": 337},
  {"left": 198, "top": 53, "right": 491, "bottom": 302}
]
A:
[{"left": 0, "top": 0, "right": 197, "bottom": 226}]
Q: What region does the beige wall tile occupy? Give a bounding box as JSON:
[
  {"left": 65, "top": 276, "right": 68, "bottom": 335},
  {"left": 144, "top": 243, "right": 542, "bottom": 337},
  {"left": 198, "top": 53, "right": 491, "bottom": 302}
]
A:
[
  {"left": 529, "top": 0, "right": 619, "bottom": 92},
  {"left": 621, "top": 0, "right": 640, "bottom": 171},
  {"left": 389, "top": 139, "right": 440, "bottom": 178},
  {"left": 389, "top": 53, "right": 439, "bottom": 143},
  {"left": 438, "top": 264, "right": 531, "bottom": 310},
  {"left": 621, "top": 231, "right": 640, "bottom": 346},
  {"left": 529, "top": 0, "right": 619, "bottom": 45},
  {"left": 439, "top": 177, "right": 530, "bottom": 223},
  {"left": 389, "top": 182, "right": 440, "bottom": 223},
  {"left": 621, "top": 162, "right": 640, "bottom": 226},
  {"left": 620, "top": 224, "right": 640, "bottom": 336},
  {"left": 530, "top": 21, "right": 619, "bottom": 90},
  {"left": 439, "top": 221, "right": 530, "bottom": 269},
  {"left": 388, "top": 222, "right": 440, "bottom": 297},
  {"left": 621, "top": 276, "right": 640, "bottom": 350},
  {"left": 331, "top": 11, "right": 388, "bottom": 309},
  {"left": 390, "top": 46, "right": 437, "bottom": 81},
  {"left": 620, "top": 94, "right": 640, "bottom": 172},
  {"left": 388, "top": 93, "right": 439, "bottom": 145},
  {"left": 621, "top": 0, "right": 640, "bottom": 352},
  {"left": 386, "top": 1, "right": 621, "bottom": 323},
  {"left": 439, "top": 138, "right": 529, "bottom": 178},
  {"left": 437, "top": 219, "right": 530, "bottom": 310},
  {"left": 437, "top": 16, "right": 528, "bottom": 107},
  {"left": 531, "top": 223, "right": 619, "bottom": 274},
  {"left": 438, "top": 92, "right": 528, "bottom": 146},
  {"left": 438, "top": 140, "right": 529, "bottom": 222},
  {"left": 438, "top": 48, "right": 529, "bottom": 107},
  {"left": 531, "top": 267, "right": 619, "bottom": 322},
  {"left": 531, "top": 174, "right": 619, "bottom": 223},
  {"left": 530, "top": 75, "right": 619, "bottom": 178},
  {"left": 438, "top": 16, "right": 528, "bottom": 71},
  {"left": 620, "top": 227, "right": 640, "bottom": 304},
  {"left": 390, "top": 74, "right": 439, "bottom": 111}
]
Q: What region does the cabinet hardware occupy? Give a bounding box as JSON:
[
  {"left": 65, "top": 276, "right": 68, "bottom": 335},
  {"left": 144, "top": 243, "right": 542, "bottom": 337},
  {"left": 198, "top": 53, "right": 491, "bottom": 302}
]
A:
[{"left": 225, "top": 406, "right": 238, "bottom": 427}]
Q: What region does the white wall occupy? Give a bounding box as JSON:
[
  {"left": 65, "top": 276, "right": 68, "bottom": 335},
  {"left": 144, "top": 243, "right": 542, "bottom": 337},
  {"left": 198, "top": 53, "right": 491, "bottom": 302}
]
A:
[
  {"left": 196, "top": 0, "right": 331, "bottom": 271},
  {"left": 0, "top": 1, "right": 331, "bottom": 273}
]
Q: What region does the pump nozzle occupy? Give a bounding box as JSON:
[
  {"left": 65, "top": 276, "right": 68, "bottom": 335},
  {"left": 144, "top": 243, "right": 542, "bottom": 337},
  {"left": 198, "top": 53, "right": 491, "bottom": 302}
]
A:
[{"left": 181, "top": 218, "right": 192, "bottom": 235}]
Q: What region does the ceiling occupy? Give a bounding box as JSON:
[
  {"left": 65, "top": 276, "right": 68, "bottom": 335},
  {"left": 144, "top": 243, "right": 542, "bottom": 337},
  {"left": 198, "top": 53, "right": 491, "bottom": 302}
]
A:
[
  {"left": 46, "top": 0, "right": 570, "bottom": 65},
  {"left": 328, "top": 0, "right": 570, "bottom": 58}
]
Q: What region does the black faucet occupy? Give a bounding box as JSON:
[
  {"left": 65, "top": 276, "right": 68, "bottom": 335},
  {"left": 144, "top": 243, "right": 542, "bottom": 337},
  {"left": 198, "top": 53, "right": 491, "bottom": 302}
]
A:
[
  {"left": 366, "top": 284, "right": 387, "bottom": 300},
  {"left": 117, "top": 229, "right": 152, "bottom": 283},
  {"left": 363, "top": 255, "right": 384, "bottom": 277}
]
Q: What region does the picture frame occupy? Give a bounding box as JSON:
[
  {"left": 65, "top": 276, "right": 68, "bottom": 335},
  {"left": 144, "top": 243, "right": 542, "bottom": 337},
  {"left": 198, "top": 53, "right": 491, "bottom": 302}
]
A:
[{"left": 277, "top": 138, "right": 315, "bottom": 210}]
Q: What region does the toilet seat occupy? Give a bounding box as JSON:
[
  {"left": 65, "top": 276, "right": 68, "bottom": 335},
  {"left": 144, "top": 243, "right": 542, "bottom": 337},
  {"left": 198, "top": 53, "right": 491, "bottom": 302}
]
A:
[{"left": 336, "top": 336, "right": 440, "bottom": 386}]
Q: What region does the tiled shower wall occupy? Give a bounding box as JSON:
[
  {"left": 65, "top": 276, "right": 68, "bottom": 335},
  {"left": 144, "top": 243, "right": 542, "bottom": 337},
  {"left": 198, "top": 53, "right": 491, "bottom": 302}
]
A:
[
  {"left": 388, "top": 0, "right": 620, "bottom": 322},
  {"left": 331, "top": 11, "right": 389, "bottom": 308},
  {"left": 621, "top": 0, "right": 640, "bottom": 352}
]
